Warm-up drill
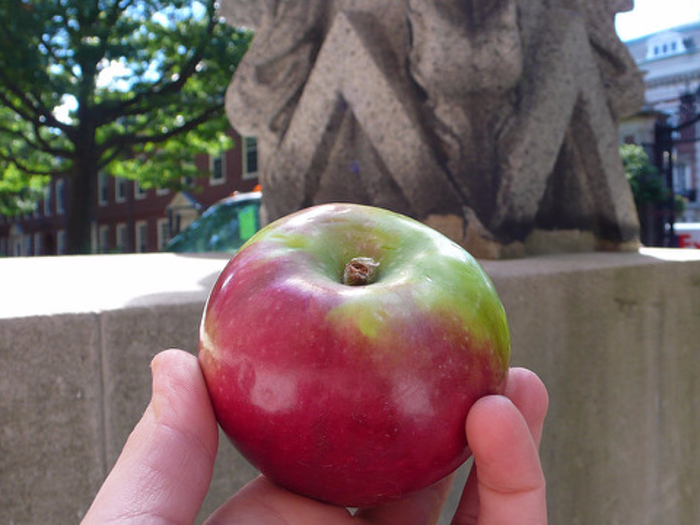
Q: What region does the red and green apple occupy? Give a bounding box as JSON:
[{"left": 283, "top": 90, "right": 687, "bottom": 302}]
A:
[{"left": 199, "top": 203, "right": 510, "bottom": 507}]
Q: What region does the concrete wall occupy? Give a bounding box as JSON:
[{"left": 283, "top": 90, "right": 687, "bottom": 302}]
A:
[{"left": 1, "top": 250, "right": 699, "bottom": 524}]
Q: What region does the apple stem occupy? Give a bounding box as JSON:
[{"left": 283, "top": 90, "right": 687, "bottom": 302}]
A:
[{"left": 343, "top": 257, "right": 380, "bottom": 286}]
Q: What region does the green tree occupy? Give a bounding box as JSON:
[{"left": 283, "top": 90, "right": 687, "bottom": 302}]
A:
[
  {"left": 0, "top": 0, "right": 251, "bottom": 253},
  {"left": 620, "top": 143, "right": 664, "bottom": 208},
  {"left": 620, "top": 143, "right": 685, "bottom": 214}
]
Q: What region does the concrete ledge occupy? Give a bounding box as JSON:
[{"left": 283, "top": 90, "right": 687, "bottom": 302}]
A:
[{"left": 2, "top": 249, "right": 700, "bottom": 524}]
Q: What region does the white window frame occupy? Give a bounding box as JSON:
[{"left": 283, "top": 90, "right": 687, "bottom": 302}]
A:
[
  {"left": 135, "top": 220, "right": 148, "bottom": 253},
  {"left": 116, "top": 223, "right": 128, "bottom": 252},
  {"left": 157, "top": 218, "right": 170, "bottom": 250},
  {"left": 134, "top": 180, "right": 147, "bottom": 200},
  {"left": 242, "top": 136, "right": 258, "bottom": 180},
  {"left": 99, "top": 225, "right": 110, "bottom": 253},
  {"left": 115, "top": 177, "right": 127, "bottom": 203},
  {"left": 209, "top": 153, "right": 226, "bottom": 186}
]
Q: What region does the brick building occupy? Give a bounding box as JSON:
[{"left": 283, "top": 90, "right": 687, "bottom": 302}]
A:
[{"left": 0, "top": 130, "right": 258, "bottom": 256}]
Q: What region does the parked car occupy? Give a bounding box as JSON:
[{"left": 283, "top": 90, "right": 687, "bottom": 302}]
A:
[{"left": 163, "top": 191, "right": 262, "bottom": 253}]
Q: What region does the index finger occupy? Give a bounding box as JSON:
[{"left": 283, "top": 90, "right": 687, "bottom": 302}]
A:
[{"left": 453, "top": 368, "right": 548, "bottom": 525}]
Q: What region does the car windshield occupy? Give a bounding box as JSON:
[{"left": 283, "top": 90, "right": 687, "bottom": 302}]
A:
[{"left": 164, "top": 194, "right": 261, "bottom": 253}]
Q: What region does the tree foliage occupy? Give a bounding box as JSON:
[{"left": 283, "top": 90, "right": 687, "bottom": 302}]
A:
[
  {"left": 0, "top": 0, "right": 251, "bottom": 252},
  {"left": 620, "top": 143, "right": 664, "bottom": 207},
  {"left": 620, "top": 142, "right": 685, "bottom": 226}
]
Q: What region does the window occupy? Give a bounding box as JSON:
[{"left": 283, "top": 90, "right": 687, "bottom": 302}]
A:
[
  {"left": 243, "top": 137, "right": 258, "bottom": 180},
  {"left": 56, "top": 179, "right": 66, "bottom": 215},
  {"left": 646, "top": 31, "right": 686, "bottom": 59},
  {"left": 156, "top": 186, "right": 170, "bottom": 196},
  {"left": 181, "top": 175, "right": 194, "bottom": 189},
  {"left": 12, "top": 236, "right": 22, "bottom": 257},
  {"left": 157, "top": 218, "right": 170, "bottom": 250},
  {"left": 116, "top": 177, "right": 127, "bottom": 203},
  {"left": 57, "top": 230, "right": 66, "bottom": 255},
  {"left": 134, "top": 180, "right": 147, "bottom": 200},
  {"left": 675, "top": 163, "right": 689, "bottom": 193},
  {"left": 135, "top": 220, "right": 148, "bottom": 252},
  {"left": 23, "top": 235, "right": 32, "bottom": 256},
  {"left": 34, "top": 233, "right": 42, "bottom": 256},
  {"left": 116, "top": 223, "right": 128, "bottom": 252},
  {"left": 210, "top": 153, "right": 226, "bottom": 185},
  {"left": 99, "top": 225, "right": 110, "bottom": 253},
  {"left": 98, "top": 171, "right": 109, "bottom": 206}
]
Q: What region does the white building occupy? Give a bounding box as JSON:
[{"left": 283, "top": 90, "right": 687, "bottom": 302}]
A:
[{"left": 621, "top": 21, "right": 700, "bottom": 223}]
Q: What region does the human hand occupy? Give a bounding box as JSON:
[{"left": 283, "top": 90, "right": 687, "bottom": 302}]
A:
[{"left": 82, "top": 349, "right": 547, "bottom": 525}]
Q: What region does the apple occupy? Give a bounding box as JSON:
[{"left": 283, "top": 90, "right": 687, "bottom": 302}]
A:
[{"left": 198, "top": 203, "right": 510, "bottom": 507}]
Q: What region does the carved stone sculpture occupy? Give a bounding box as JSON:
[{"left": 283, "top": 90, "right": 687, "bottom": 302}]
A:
[{"left": 220, "top": 0, "right": 644, "bottom": 258}]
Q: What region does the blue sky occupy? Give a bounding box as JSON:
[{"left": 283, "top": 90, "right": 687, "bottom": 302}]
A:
[{"left": 616, "top": 0, "right": 700, "bottom": 41}]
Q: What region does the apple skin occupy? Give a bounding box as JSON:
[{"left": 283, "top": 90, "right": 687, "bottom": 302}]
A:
[{"left": 199, "top": 203, "right": 510, "bottom": 507}]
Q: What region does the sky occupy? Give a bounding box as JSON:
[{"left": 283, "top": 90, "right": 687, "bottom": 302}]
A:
[{"left": 615, "top": 0, "right": 700, "bottom": 41}]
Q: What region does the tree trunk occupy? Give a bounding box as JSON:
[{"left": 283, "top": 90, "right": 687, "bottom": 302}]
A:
[{"left": 64, "top": 162, "right": 97, "bottom": 255}]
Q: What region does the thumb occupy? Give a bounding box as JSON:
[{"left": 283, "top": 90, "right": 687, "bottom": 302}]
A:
[
  {"left": 82, "top": 349, "right": 219, "bottom": 524},
  {"left": 461, "top": 395, "right": 547, "bottom": 524}
]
